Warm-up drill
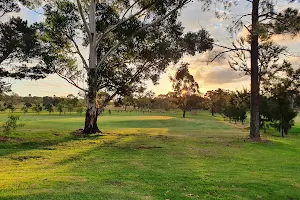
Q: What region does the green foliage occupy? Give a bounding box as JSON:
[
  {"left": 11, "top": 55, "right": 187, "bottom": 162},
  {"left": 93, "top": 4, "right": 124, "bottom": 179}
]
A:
[
  {"left": 38, "top": 0, "right": 213, "bottom": 112},
  {"left": 57, "top": 103, "right": 64, "bottom": 115},
  {"left": 0, "top": 17, "right": 52, "bottom": 92},
  {"left": 44, "top": 104, "right": 53, "bottom": 114},
  {"left": 67, "top": 104, "right": 73, "bottom": 114},
  {"left": 204, "top": 88, "right": 230, "bottom": 116},
  {"left": 0, "top": 0, "right": 20, "bottom": 16},
  {"left": 222, "top": 90, "right": 250, "bottom": 124},
  {"left": 76, "top": 107, "right": 84, "bottom": 115},
  {"left": 32, "top": 104, "right": 42, "bottom": 115},
  {"left": 274, "top": 7, "right": 300, "bottom": 35},
  {"left": 1, "top": 115, "right": 24, "bottom": 135},
  {"left": 261, "top": 85, "right": 298, "bottom": 136},
  {"left": 24, "top": 102, "right": 32, "bottom": 108},
  {"left": 21, "top": 105, "right": 28, "bottom": 114}
]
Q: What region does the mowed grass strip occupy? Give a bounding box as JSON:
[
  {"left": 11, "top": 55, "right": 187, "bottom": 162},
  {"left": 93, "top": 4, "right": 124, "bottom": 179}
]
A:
[{"left": 0, "top": 111, "right": 300, "bottom": 200}]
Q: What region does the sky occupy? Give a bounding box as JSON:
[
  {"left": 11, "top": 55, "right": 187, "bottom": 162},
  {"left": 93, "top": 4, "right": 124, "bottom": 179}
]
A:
[{"left": 5, "top": 0, "right": 300, "bottom": 97}]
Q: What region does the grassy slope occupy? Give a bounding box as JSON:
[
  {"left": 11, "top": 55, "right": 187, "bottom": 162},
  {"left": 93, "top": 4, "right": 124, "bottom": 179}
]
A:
[{"left": 0, "top": 111, "right": 300, "bottom": 200}]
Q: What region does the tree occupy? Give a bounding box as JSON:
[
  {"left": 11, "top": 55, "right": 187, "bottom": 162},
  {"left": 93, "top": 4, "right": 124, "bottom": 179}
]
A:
[
  {"left": 121, "top": 96, "right": 135, "bottom": 111},
  {"left": 40, "top": 0, "right": 213, "bottom": 134},
  {"left": 0, "top": 0, "right": 21, "bottom": 17},
  {"left": 32, "top": 103, "right": 42, "bottom": 115},
  {"left": 222, "top": 90, "right": 250, "bottom": 124},
  {"left": 0, "top": 103, "right": 5, "bottom": 112},
  {"left": 260, "top": 62, "right": 300, "bottom": 136},
  {"left": 204, "top": 89, "right": 229, "bottom": 116},
  {"left": 44, "top": 104, "right": 53, "bottom": 114},
  {"left": 24, "top": 102, "right": 32, "bottom": 108},
  {"left": 227, "top": 39, "right": 299, "bottom": 133},
  {"left": 0, "top": 1, "right": 53, "bottom": 93},
  {"left": 76, "top": 107, "right": 84, "bottom": 115},
  {"left": 57, "top": 103, "right": 64, "bottom": 115},
  {"left": 67, "top": 103, "right": 74, "bottom": 115},
  {"left": 170, "top": 63, "right": 200, "bottom": 118},
  {"left": 3, "top": 92, "right": 20, "bottom": 108},
  {"left": 152, "top": 94, "right": 177, "bottom": 111},
  {"left": 21, "top": 105, "right": 28, "bottom": 114},
  {"left": 208, "top": 0, "right": 300, "bottom": 140},
  {"left": 6, "top": 104, "right": 15, "bottom": 113}
]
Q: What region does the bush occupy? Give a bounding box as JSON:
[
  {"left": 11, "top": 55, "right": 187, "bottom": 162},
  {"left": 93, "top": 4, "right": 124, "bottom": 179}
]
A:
[
  {"left": 57, "top": 103, "right": 64, "bottom": 115},
  {"left": 21, "top": 106, "right": 28, "bottom": 114},
  {"left": 2, "top": 115, "right": 24, "bottom": 135},
  {"left": 76, "top": 107, "right": 84, "bottom": 115},
  {"left": 32, "top": 104, "right": 42, "bottom": 114}
]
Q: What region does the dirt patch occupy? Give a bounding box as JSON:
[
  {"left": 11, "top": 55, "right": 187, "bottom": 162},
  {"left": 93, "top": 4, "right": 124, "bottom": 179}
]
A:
[
  {"left": 39, "top": 147, "right": 56, "bottom": 150},
  {"left": 136, "top": 146, "right": 162, "bottom": 150},
  {"left": 242, "top": 137, "right": 271, "bottom": 143},
  {"left": 104, "top": 180, "right": 125, "bottom": 186},
  {"left": 70, "top": 129, "right": 86, "bottom": 136},
  {"left": 294, "top": 183, "right": 300, "bottom": 188},
  {"left": 70, "top": 129, "right": 105, "bottom": 137},
  {"left": 153, "top": 134, "right": 171, "bottom": 142},
  {"left": 10, "top": 155, "right": 43, "bottom": 162},
  {"left": 0, "top": 136, "right": 9, "bottom": 143}
]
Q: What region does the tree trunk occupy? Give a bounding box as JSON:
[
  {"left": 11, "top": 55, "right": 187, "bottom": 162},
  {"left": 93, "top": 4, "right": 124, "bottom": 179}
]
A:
[
  {"left": 183, "top": 110, "right": 186, "bottom": 118},
  {"left": 250, "top": 0, "right": 260, "bottom": 140},
  {"left": 211, "top": 103, "right": 215, "bottom": 116},
  {"left": 83, "top": 87, "right": 100, "bottom": 134},
  {"left": 281, "top": 118, "right": 284, "bottom": 137},
  {"left": 83, "top": 0, "right": 99, "bottom": 135}
]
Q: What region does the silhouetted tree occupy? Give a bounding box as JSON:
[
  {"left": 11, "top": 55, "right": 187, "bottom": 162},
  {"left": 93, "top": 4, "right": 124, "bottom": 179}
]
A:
[{"left": 170, "top": 63, "right": 200, "bottom": 118}]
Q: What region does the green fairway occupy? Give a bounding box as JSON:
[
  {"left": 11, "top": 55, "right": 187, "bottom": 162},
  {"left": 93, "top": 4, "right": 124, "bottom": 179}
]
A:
[{"left": 0, "top": 111, "right": 300, "bottom": 200}]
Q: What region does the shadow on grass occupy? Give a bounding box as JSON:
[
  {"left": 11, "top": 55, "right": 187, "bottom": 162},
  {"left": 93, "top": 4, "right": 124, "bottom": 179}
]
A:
[
  {"left": 0, "top": 190, "right": 140, "bottom": 200},
  {"left": 0, "top": 133, "right": 105, "bottom": 157},
  {"left": 0, "top": 137, "right": 71, "bottom": 157},
  {"left": 103, "top": 118, "right": 232, "bottom": 130}
]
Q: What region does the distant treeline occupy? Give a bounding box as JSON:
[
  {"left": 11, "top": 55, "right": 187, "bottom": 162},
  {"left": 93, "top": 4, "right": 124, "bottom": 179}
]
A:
[{"left": 0, "top": 93, "right": 85, "bottom": 115}]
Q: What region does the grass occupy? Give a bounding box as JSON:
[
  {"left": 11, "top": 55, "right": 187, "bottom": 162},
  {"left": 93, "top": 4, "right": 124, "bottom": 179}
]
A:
[{"left": 0, "top": 110, "right": 300, "bottom": 200}]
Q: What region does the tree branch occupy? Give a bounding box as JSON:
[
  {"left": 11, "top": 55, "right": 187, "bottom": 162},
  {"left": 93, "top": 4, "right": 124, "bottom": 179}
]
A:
[
  {"left": 208, "top": 42, "right": 250, "bottom": 63},
  {"left": 76, "top": 0, "right": 91, "bottom": 38},
  {"left": 96, "top": 0, "right": 189, "bottom": 70},
  {"left": 66, "top": 35, "right": 89, "bottom": 70},
  {"left": 213, "top": 42, "right": 250, "bottom": 52},
  {"left": 96, "top": 0, "right": 155, "bottom": 46},
  {"left": 55, "top": 69, "right": 87, "bottom": 92},
  {"left": 98, "top": 63, "right": 151, "bottom": 110},
  {"left": 121, "top": 0, "right": 142, "bottom": 19}
]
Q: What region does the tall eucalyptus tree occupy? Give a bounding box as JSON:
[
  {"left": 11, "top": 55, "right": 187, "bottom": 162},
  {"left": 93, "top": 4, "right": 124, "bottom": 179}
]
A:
[{"left": 40, "top": 0, "right": 214, "bottom": 134}]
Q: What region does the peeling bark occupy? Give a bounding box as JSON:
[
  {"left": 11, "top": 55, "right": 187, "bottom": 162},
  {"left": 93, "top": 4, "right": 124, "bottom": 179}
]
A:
[
  {"left": 83, "top": 88, "right": 101, "bottom": 134},
  {"left": 83, "top": 102, "right": 101, "bottom": 134}
]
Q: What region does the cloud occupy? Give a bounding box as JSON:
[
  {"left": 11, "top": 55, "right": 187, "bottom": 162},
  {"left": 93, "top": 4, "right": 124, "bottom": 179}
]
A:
[
  {"left": 183, "top": 51, "right": 230, "bottom": 72},
  {"left": 197, "top": 67, "right": 248, "bottom": 85}
]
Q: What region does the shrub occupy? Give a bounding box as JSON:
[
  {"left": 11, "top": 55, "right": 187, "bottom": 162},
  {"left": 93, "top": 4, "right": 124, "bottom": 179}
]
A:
[
  {"left": 76, "top": 107, "right": 84, "bottom": 115},
  {"left": 2, "top": 115, "right": 24, "bottom": 135},
  {"left": 21, "top": 106, "right": 28, "bottom": 114},
  {"left": 57, "top": 103, "right": 64, "bottom": 115}
]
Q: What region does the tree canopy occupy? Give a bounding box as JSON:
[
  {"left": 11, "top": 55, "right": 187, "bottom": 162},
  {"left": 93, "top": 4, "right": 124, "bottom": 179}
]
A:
[
  {"left": 38, "top": 0, "right": 214, "bottom": 133},
  {"left": 0, "top": 0, "right": 54, "bottom": 93}
]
